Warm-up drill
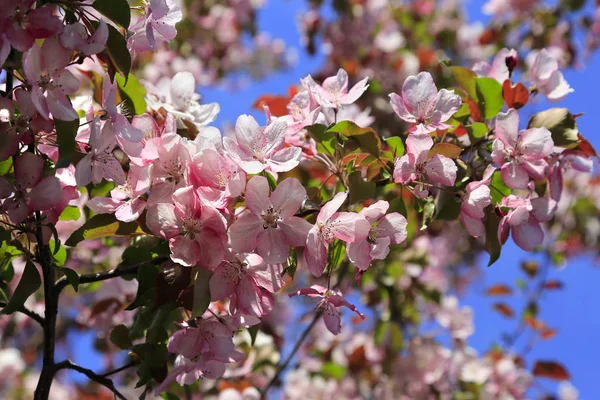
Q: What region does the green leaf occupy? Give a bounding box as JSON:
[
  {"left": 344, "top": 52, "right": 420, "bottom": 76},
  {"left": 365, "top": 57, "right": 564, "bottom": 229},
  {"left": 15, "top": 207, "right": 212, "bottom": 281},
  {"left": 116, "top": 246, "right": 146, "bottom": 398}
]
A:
[
  {"left": 328, "top": 240, "right": 346, "bottom": 271},
  {"left": 59, "top": 267, "right": 80, "bottom": 291},
  {"left": 453, "top": 102, "right": 470, "bottom": 119},
  {"left": 466, "top": 122, "right": 488, "bottom": 141},
  {"left": 126, "top": 263, "right": 160, "bottom": 310},
  {"left": 0, "top": 157, "right": 12, "bottom": 176},
  {"left": 55, "top": 118, "right": 79, "bottom": 168},
  {"left": 448, "top": 66, "right": 478, "bottom": 100},
  {"left": 50, "top": 240, "right": 67, "bottom": 266},
  {"left": 327, "top": 121, "right": 381, "bottom": 157},
  {"left": 90, "top": 180, "right": 116, "bottom": 197},
  {"left": 93, "top": 0, "right": 131, "bottom": 28},
  {"left": 59, "top": 205, "right": 81, "bottom": 221},
  {"left": 384, "top": 136, "right": 405, "bottom": 158},
  {"left": 192, "top": 268, "right": 212, "bottom": 319},
  {"left": 307, "top": 124, "right": 336, "bottom": 155},
  {"left": 116, "top": 73, "right": 147, "bottom": 115},
  {"left": 388, "top": 196, "right": 408, "bottom": 218},
  {"left": 475, "top": 77, "right": 503, "bottom": 119},
  {"left": 489, "top": 171, "right": 511, "bottom": 205},
  {"left": 248, "top": 324, "right": 259, "bottom": 346},
  {"left": 428, "top": 143, "right": 462, "bottom": 159},
  {"left": 65, "top": 214, "right": 142, "bottom": 246},
  {"left": 262, "top": 171, "right": 278, "bottom": 191},
  {"left": 527, "top": 108, "right": 579, "bottom": 148},
  {"left": 484, "top": 208, "right": 502, "bottom": 266},
  {"left": 105, "top": 24, "right": 131, "bottom": 80},
  {"left": 0, "top": 260, "right": 41, "bottom": 315},
  {"left": 110, "top": 324, "right": 133, "bottom": 349},
  {"left": 320, "top": 362, "right": 347, "bottom": 380},
  {"left": 348, "top": 171, "right": 376, "bottom": 205},
  {"left": 420, "top": 197, "right": 436, "bottom": 230},
  {"left": 435, "top": 190, "right": 461, "bottom": 220}
]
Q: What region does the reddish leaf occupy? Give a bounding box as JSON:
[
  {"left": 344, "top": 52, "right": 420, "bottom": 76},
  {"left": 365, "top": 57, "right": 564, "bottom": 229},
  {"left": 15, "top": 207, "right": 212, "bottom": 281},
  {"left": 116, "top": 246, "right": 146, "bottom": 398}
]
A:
[
  {"left": 533, "top": 361, "right": 570, "bottom": 381},
  {"left": 453, "top": 124, "right": 468, "bottom": 137},
  {"left": 486, "top": 284, "right": 513, "bottom": 296},
  {"left": 543, "top": 280, "right": 564, "bottom": 290},
  {"left": 479, "top": 28, "right": 497, "bottom": 45},
  {"left": 521, "top": 261, "right": 539, "bottom": 278},
  {"left": 253, "top": 95, "right": 289, "bottom": 117},
  {"left": 465, "top": 99, "right": 483, "bottom": 122},
  {"left": 576, "top": 133, "right": 598, "bottom": 157},
  {"left": 493, "top": 303, "right": 514, "bottom": 318},
  {"left": 502, "top": 80, "right": 529, "bottom": 110},
  {"left": 525, "top": 315, "right": 546, "bottom": 331},
  {"left": 540, "top": 329, "right": 558, "bottom": 340},
  {"left": 429, "top": 143, "right": 462, "bottom": 159}
]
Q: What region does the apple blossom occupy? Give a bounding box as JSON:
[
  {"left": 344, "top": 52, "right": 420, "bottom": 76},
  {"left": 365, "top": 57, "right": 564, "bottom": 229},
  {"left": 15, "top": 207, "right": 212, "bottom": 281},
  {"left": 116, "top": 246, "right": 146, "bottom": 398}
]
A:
[
  {"left": 22, "top": 38, "right": 79, "bottom": 121},
  {"left": 58, "top": 20, "right": 108, "bottom": 56},
  {"left": 393, "top": 133, "right": 458, "bottom": 197},
  {"left": 304, "top": 192, "right": 370, "bottom": 277},
  {"left": 301, "top": 68, "right": 369, "bottom": 109},
  {"left": 473, "top": 48, "right": 518, "bottom": 83},
  {"left": 230, "top": 176, "right": 312, "bottom": 264},
  {"left": 461, "top": 165, "right": 495, "bottom": 237},
  {"left": 146, "top": 186, "right": 228, "bottom": 268},
  {"left": 346, "top": 200, "right": 408, "bottom": 272},
  {"left": 224, "top": 114, "right": 301, "bottom": 174},
  {"left": 492, "top": 108, "right": 554, "bottom": 190},
  {"left": 128, "top": 0, "right": 183, "bottom": 52},
  {"left": 389, "top": 72, "right": 462, "bottom": 134},
  {"left": 289, "top": 285, "right": 364, "bottom": 335},
  {"left": 530, "top": 48, "right": 574, "bottom": 102}
]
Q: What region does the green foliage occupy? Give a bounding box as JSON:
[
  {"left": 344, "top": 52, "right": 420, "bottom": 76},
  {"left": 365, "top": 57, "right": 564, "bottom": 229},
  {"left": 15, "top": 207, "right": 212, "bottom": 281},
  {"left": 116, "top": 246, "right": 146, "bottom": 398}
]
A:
[
  {"left": 105, "top": 24, "right": 132, "bottom": 80},
  {"left": 110, "top": 324, "right": 133, "bottom": 349},
  {"left": 248, "top": 324, "right": 259, "bottom": 346},
  {"left": 192, "top": 268, "right": 212, "bottom": 319},
  {"left": 327, "top": 240, "right": 346, "bottom": 272},
  {"left": 435, "top": 190, "right": 461, "bottom": 221},
  {"left": 49, "top": 240, "right": 67, "bottom": 266},
  {"left": 0, "top": 158, "right": 12, "bottom": 176},
  {"left": 384, "top": 136, "right": 405, "bottom": 158},
  {"left": 388, "top": 196, "right": 408, "bottom": 218},
  {"left": 484, "top": 207, "right": 502, "bottom": 266},
  {"left": 320, "top": 362, "right": 348, "bottom": 380},
  {"left": 66, "top": 214, "right": 143, "bottom": 246},
  {"left": 59, "top": 205, "right": 81, "bottom": 221},
  {"left": 348, "top": 171, "right": 376, "bottom": 205},
  {"left": 448, "top": 66, "right": 478, "bottom": 99},
  {"left": 327, "top": 120, "right": 381, "bottom": 157},
  {"left": 0, "top": 260, "right": 41, "bottom": 315},
  {"left": 466, "top": 122, "right": 488, "bottom": 141},
  {"left": 59, "top": 267, "right": 80, "bottom": 291},
  {"left": 475, "top": 77, "right": 503, "bottom": 119},
  {"left": 489, "top": 171, "right": 511, "bottom": 205},
  {"left": 307, "top": 124, "right": 336, "bottom": 155},
  {"left": 54, "top": 119, "right": 79, "bottom": 168},
  {"left": 92, "top": 0, "right": 131, "bottom": 28},
  {"left": 420, "top": 197, "right": 436, "bottom": 231},
  {"left": 116, "top": 73, "right": 147, "bottom": 115},
  {"left": 528, "top": 108, "right": 579, "bottom": 148},
  {"left": 127, "top": 263, "right": 161, "bottom": 310}
]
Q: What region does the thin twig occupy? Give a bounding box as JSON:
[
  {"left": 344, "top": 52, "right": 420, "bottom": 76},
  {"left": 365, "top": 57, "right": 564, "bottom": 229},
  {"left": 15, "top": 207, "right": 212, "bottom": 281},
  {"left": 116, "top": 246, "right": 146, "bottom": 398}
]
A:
[
  {"left": 101, "top": 360, "right": 137, "bottom": 378},
  {"left": 261, "top": 262, "right": 349, "bottom": 396},
  {"left": 55, "top": 257, "right": 168, "bottom": 294},
  {"left": 0, "top": 301, "right": 45, "bottom": 326},
  {"left": 55, "top": 360, "right": 128, "bottom": 400}
]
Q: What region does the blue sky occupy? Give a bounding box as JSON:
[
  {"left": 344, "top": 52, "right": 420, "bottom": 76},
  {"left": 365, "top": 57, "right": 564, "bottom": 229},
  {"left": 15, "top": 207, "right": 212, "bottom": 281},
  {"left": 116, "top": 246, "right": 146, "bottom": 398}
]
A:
[{"left": 199, "top": 1, "right": 600, "bottom": 398}]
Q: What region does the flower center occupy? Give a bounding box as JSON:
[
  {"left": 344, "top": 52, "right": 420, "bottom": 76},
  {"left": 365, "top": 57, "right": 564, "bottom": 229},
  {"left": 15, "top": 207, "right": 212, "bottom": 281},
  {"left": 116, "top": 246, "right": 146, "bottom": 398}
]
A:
[
  {"left": 163, "top": 157, "right": 184, "bottom": 183},
  {"left": 38, "top": 72, "right": 56, "bottom": 92},
  {"left": 367, "top": 227, "right": 378, "bottom": 244},
  {"left": 262, "top": 206, "right": 280, "bottom": 229},
  {"left": 182, "top": 217, "right": 202, "bottom": 239}
]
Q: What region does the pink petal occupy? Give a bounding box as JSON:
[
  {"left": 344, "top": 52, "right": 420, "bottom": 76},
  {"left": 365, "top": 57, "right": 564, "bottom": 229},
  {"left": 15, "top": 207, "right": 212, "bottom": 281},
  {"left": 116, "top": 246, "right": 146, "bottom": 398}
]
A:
[
  {"left": 15, "top": 152, "right": 43, "bottom": 189},
  {"left": 256, "top": 228, "right": 290, "bottom": 264},
  {"left": 317, "top": 191, "right": 347, "bottom": 224},
  {"left": 359, "top": 200, "right": 389, "bottom": 223},
  {"left": 401, "top": 72, "right": 438, "bottom": 120},
  {"left": 501, "top": 161, "right": 530, "bottom": 190},
  {"left": 249, "top": 263, "right": 284, "bottom": 293},
  {"left": 245, "top": 176, "right": 271, "bottom": 215},
  {"left": 209, "top": 261, "right": 241, "bottom": 301},
  {"left": 346, "top": 240, "right": 373, "bottom": 271},
  {"left": 170, "top": 235, "right": 201, "bottom": 267},
  {"left": 530, "top": 197, "right": 556, "bottom": 223},
  {"left": 279, "top": 217, "right": 313, "bottom": 246},
  {"left": 194, "top": 229, "right": 226, "bottom": 270},
  {"left": 146, "top": 203, "right": 181, "bottom": 239},
  {"left": 87, "top": 197, "right": 121, "bottom": 214},
  {"left": 329, "top": 212, "right": 370, "bottom": 242},
  {"left": 432, "top": 89, "right": 462, "bottom": 123},
  {"left": 229, "top": 213, "right": 262, "bottom": 253},
  {"left": 461, "top": 212, "right": 486, "bottom": 237},
  {"left": 115, "top": 198, "right": 146, "bottom": 222},
  {"left": 270, "top": 177, "right": 306, "bottom": 218},
  {"left": 389, "top": 92, "right": 416, "bottom": 123},
  {"left": 376, "top": 213, "right": 408, "bottom": 244},
  {"left": 236, "top": 276, "right": 263, "bottom": 317},
  {"left": 29, "top": 176, "right": 62, "bottom": 210},
  {"left": 425, "top": 155, "right": 457, "bottom": 186},
  {"left": 323, "top": 303, "right": 342, "bottom": 335},
  {"left": 267, "top": 146, "right": 302, "bottom": 173},
  {"left": 495, "top": 109, "right": 519, "bottom": 148},
  {"left": 519, "top": 127, "right": 553, "bottom": 159},
  {"left": 512, "top": 217, "right": 544, "bottom": 251},
  {"left": 393, "top": 154, "right": 416, "bottom": 184},
  {"left": 341, "top": 76, "right": 369, "bottom": 105},
  {"left": 304, "top": 227, "right": 327, "bottom": 277},
  {"left": 406, "top": 133, "right": 434, "bottom": 164}
]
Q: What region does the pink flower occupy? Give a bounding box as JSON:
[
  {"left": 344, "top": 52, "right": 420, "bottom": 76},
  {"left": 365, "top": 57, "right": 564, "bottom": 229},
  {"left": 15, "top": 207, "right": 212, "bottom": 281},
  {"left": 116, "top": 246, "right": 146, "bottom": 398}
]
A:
[
  {"left": 289, "top": 285, "right": 364, "bottom": 335},
  {"left": 389, "top": 72, "right": 462, "bottom": 134},
  {"left": 473, "top": 48, "right": 518, "bottom": 83},
  {"left": 530, "top": 49, "right": 574, "bottom": 102},
  {"left": 0, "top": 0, "right": 63, "bottom": 53},
  {"left": 498, "top": 191, "right": 556, "bottom": 251},
  {"left": 548, "top": 150, "right": 594, "bottom": 201},
  {"left": 129, "top": 0, "right": 183, "bottom": 52},
  {"left": 229, "top": 176, "right": 312, "bottom": 264},
  {"left": 304, "top": 192, "right": 370, "bottom": 277},
  {"left": 491, "top": 108, "right": 554, "bottom": 190},
  {"left": 223, "top": 114, "right": 301, "bottom": 174},
  {"left": 167, "top": 320, "right": 243, "bottom": 363},
  {"left": 146, "top": 186, "right": 228, "bottom": 268},
  {"left": 58, "top": 20, "right": 108, "bottom": 55},
  {"left": 461, "top": 165, "right": 495, "bottom": 237},
  {"left": 436, "top": 296, "right": 474, "bottom": 340},
  {"left": 346, "top": 200, "right": 408, "bottom": 272},
  {"left": 210, "top": 253, "right": 284, "bottom": 317},
  {"left": 301, "top": 69, "right": 369, "bottom": 109},
  {"left": 75, "top": 117, "right": 126, "bottom": 187},
  {"left": 86, "top": 166, "right": 149, "bottom": 222},
  {"left": 101, "top": 75, "right": 144, "bottom": 156},
  {"left": 0, "top": 152, "right": 62, "bottom": 223},
  {"left": 393, "top": 133, "right": 457, "bottom": 197},
  {"left": 22, "top": 38, "right": 79, "bottom": 121}
]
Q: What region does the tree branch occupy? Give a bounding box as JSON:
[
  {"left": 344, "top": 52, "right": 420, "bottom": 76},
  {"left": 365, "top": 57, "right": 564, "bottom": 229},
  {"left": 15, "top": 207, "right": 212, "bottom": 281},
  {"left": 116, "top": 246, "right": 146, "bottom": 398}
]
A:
[
  {"left": 55, "top": 360, "right": 128, "bottom": 400},
  {"left": 101, "top": 360, "right": 137, "bottom": 378},
  {"left": 261, "top": 262, "right": 349, "bottom": 396},
  {"left": 55, "top": 257, "right": 168, "bottom": 294},
  {"left": 0, "top": 301, "right": 45, "bottom": 327}
]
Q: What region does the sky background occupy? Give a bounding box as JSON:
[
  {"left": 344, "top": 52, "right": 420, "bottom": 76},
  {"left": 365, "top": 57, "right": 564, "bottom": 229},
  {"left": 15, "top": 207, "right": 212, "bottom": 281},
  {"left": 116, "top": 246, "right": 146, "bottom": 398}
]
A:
[
  {"left": 68, "top": 1, "right": 600, "bottom": 398},
  {"left": 199, "top": 1, "right": 600, "bottom": 398}
]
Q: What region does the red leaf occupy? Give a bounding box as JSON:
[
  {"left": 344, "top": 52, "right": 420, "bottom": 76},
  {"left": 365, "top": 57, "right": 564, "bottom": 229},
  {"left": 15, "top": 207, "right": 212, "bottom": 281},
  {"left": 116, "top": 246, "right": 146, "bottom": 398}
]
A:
[
  {"left": 465, "top": 99, "right": 483, "bottom": 122},
  {"left": 502, "top": 80, "right": 529, "bottom": 110},
  {"left": 543, "top": 280, "right": 564, "bottom": 290},
  {"left": 429, "top": 143, "right": 462, "bottom": 159},
  {"left": 524, "top": 315, "right": 546, "bottom": 331},
  {"left": 486, "top": 284, "right": 513, "bottom": 296},
  {"left": 533, "top": 361, "right": 570, "bottom": 381},
  {"left": 576, "top": 133, "right": 598, "bottom": 158},
  {"left": 540, "top": 329, "right": 558, "bottom": 340},
  {"left": 493, "top": 303, "right": 514, "bottom": 318},
  {"left": 453, "top": 124, "right": 468, "bottom": 137},
  {"left": 253, "top": 95, "right": 289, "bottom": 117}
]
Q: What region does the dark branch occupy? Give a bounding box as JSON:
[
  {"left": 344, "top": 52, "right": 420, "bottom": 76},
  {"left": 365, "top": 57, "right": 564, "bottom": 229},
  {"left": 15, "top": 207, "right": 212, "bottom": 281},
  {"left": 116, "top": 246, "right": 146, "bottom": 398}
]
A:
[
  {"left": 55, "top": 360, "right": 128, "bottom": 400},
  {"left": 55, "top": 257, "right": 168, "bottom": 294},
  {"left": 101, "top": 360, "right": 137, "bottom": 378},
  {"left": 0, "top": 301, "right": 45, "bottom": 327}
]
